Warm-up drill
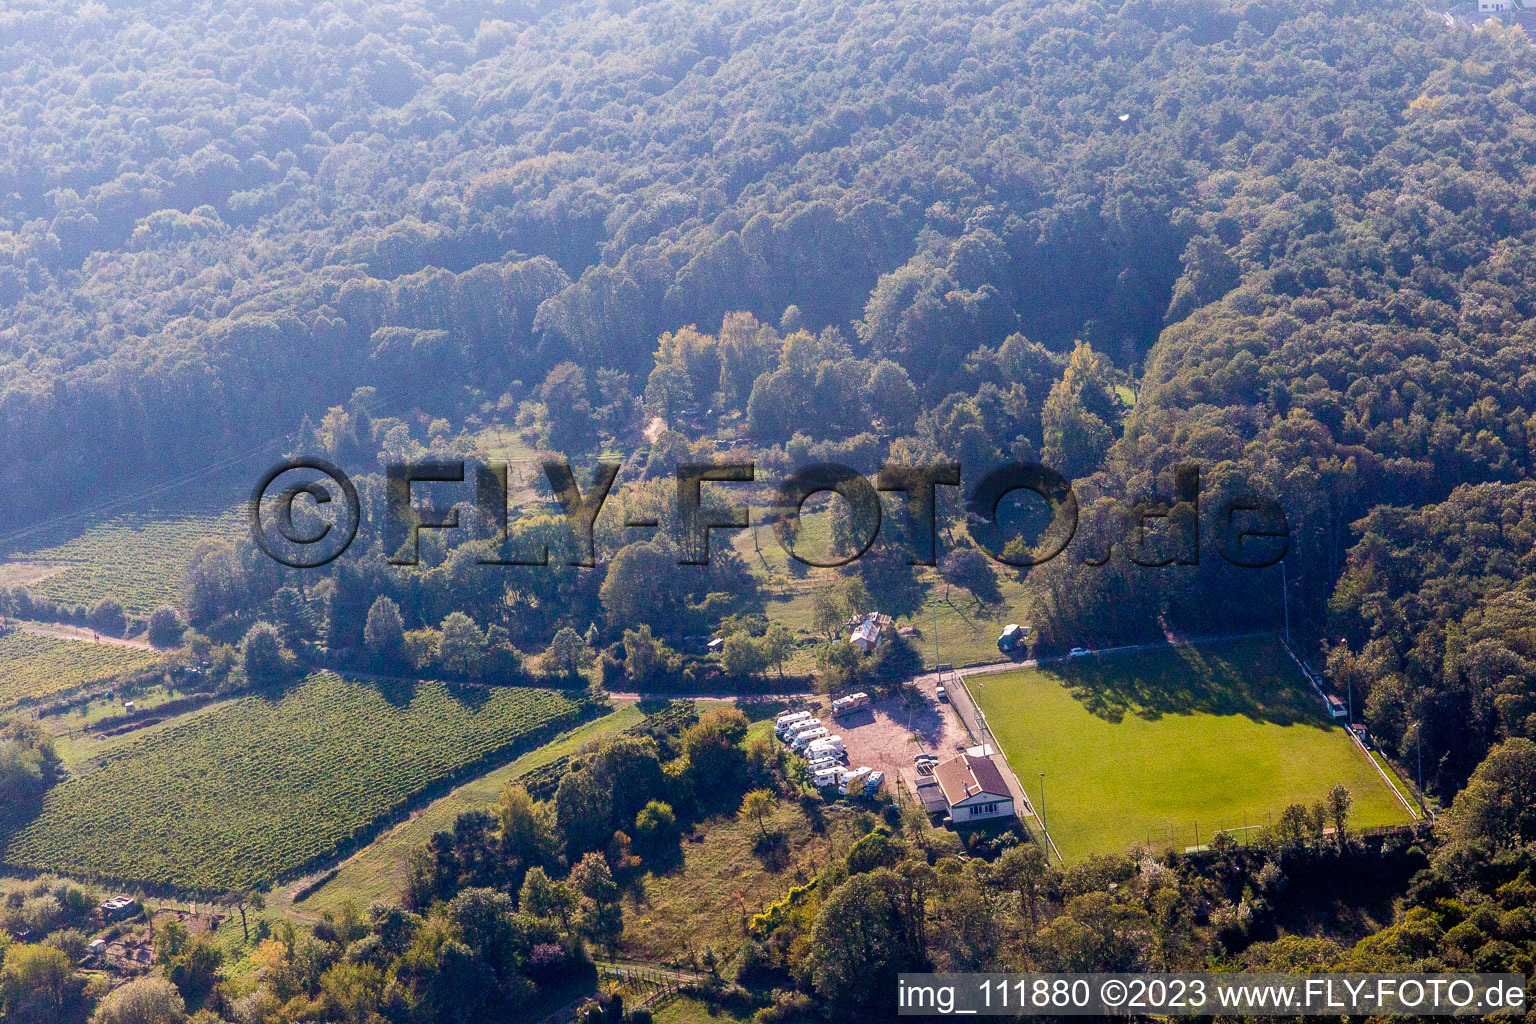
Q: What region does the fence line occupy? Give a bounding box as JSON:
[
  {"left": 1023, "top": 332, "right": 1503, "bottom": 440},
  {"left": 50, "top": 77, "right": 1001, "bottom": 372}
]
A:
[{"left": 1275, "top": 633, "right": 1423, "bottom": 823}]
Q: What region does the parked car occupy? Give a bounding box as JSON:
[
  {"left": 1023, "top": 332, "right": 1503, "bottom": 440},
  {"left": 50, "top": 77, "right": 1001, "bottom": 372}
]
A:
[
  {"left": 936, "top": 685, "right": 948, "bottom": 702},
  {"left": 1068, "top": 647, "right": 1091, "bottom": 658}
]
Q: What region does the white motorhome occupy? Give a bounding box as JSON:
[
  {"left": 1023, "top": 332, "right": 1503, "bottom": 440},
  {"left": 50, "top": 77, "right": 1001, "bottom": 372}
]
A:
[
  {"left": 831, "top": 692, "right": 871, "bottom": 715},
  {"left": 775, "top": 711, "right": 813, "bottom": 737},
  {"left": 784, "top": 718, "right": 823, "bottom": 742},
  {"left": 839, "top": 766, "right": 871, "bottom": 795},
  {"left": 813, "top": 767, "right": 844, "bottom": 788},
  {"left": 792, "top": 727, "right": 830, "bottom": 751},
  {"left": 805, "top": 735, "right": 844, "bottom": 756}
]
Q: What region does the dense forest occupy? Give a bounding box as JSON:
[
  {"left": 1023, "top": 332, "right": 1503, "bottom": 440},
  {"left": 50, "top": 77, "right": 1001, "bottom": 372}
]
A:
[{"left": 0, "top": 0, "right": 1534, "bottom": 783}]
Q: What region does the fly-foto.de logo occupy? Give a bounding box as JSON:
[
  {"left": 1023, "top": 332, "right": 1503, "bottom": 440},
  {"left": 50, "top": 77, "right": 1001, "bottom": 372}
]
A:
[{"left": 249, "top": 458, "right": 1289, "bottom": 571}]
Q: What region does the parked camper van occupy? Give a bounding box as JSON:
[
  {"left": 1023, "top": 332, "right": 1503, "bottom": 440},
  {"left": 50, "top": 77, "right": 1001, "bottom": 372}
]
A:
[
  {"left": 813, "top": 767, "right": 844, "bottom": 789},
  {"left": 791, "top": 727, "right": 830, "bottom": 751},
  {"left": 805, "top": 735, "right": 844, "bottom": 756},
  {"left": 784, "top": 719, "right": 823, "bottom": 743},
  {"left": 831, "top": 691, "right": 871, "bottom": 716},
  {"left": 839, "top": 766, "right": 871, "bottom": 796},
  {"left": 775, "top": 711, "right": 813, "bottom": 737}
]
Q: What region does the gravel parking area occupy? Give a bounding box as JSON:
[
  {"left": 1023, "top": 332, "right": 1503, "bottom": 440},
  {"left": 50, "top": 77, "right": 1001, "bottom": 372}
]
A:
[{"left": 823, "top": 677, "right": 974, "bottom": 801}]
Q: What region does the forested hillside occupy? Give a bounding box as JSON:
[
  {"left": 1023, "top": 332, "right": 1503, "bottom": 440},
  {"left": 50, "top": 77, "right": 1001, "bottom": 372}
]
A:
[
  {"left": 2, "top": 0, "right": 1534, "bottom": 777},
  {"left": 6, "top": 0, "right": 1536, "bottom": 1021},
  {"left": 3, "top": 0, "right": 1523, "bottom": 533}
]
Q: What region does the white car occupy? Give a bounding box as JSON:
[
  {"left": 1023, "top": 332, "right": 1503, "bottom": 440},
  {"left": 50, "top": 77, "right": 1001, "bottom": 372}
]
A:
[{"left": 1068, "top": 647, "right": 1091, "bottom": 658}]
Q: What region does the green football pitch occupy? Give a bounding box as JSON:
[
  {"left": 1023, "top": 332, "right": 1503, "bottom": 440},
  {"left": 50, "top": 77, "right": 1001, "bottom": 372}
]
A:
[{"left": 969, "top": 637, "right": 1414, "bottom": 861}]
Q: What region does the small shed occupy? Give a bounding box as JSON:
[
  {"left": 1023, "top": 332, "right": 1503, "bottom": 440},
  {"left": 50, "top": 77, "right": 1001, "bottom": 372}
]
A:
[
  {"left": 100, "top": 896, "right": 139, "bottom": 922},
  {"left": 915, "top": 776, "right": 949, "bottom": 814},
  {"left": 998, "top": 623, "right": 1028, "bottom": 652},
  {"left": 847, "top": 612, "right": 890, "bottom": 654}
]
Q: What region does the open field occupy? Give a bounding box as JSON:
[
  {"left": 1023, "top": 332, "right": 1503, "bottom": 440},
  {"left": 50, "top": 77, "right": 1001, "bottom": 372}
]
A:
[
  {"left": 3, "top": 508, "right": 245, "bottom": 614},
  {"left": 971, "top": 638, "right": 1413, "bottom": 861},
  {"left": 295, "top": 702, "right": 645, "bottom": 917},
  {"left": 621, "top": 801, "right": 866, "bottom": 965},
  {"left": 1, "top": 673, "right": 588, "bottom": 892},
  {"left": 733, "top": 497, "right": 1033, "bottom": 675},
  {"left": 0, "top": 630, "right": 160, "bottom": 710},
  {"left": 653, "top": 997, "right": 753, "bottom": 1024}
]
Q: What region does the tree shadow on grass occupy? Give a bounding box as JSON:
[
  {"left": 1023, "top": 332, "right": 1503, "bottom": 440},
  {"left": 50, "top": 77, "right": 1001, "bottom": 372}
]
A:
[
  {"left": 751, "top": 828, "right": 790, "bottom": 871},
  {"left": 1056, "top": 641, "right": 1322, "bottom": 727}
]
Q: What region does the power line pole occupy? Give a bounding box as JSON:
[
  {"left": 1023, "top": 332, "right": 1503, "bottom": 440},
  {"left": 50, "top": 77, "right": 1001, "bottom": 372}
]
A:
[
  {"left": 932, "top": 601, "right": 939, "bottom": 670},
  {"left": 1280, "top": 559, "right": 1291, "bottom": 646},
  {"left": 1416, "top": 721, "right": 1424, "bottom": 800}
]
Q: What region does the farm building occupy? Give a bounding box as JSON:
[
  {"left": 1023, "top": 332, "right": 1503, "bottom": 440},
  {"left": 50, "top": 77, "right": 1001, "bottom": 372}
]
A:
[
  {"left": 847, "top": 612, "right": 891, "bottom": 653},
  {"left": 933, "top": 752, "right": 1015, "bottom": 822}
]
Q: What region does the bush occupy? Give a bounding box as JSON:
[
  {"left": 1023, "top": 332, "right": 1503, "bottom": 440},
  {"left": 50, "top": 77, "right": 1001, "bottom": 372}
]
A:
[
  {"left": 86, "top": 598, "right": 128, "bottom": 638},
  {"left": 146, "top": 606, "right": 186, "bottom": 648},
  {"left": 240, "top": 621, "right": 296, "bottom": 686}
]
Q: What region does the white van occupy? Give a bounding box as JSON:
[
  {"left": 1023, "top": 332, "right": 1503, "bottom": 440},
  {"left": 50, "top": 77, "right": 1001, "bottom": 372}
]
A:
[
  {"left": 839, "top": 766, "right": 871, "bottom": 796},
  {"left": 813, "top": 767, "right": 844, "bottom": 788}
]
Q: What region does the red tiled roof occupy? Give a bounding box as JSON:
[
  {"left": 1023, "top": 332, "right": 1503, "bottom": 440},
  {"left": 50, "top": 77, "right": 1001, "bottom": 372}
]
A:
[{"left": 934, "top": 753, "right": 1011, "bottom": 806}]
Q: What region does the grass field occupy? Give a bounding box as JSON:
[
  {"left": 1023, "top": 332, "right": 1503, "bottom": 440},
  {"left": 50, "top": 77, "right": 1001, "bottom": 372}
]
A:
[
  {"left": 295, "top": 703, "right": 645, "bottom": 917},
  {"left": 653, "top": 997, "right": 753, "bottom": 1024},
  {"left": 731, "top": 493, "right": 1033, "bottom": 673},
  {"left": 970, "top": 638, "right": 1413, "bottom": 861},
  {"left": 0, "top": 630, "right": 160, "bottom": 710},
  {"left": 1, "top": 673, "right": 588, "bottom": 892},
  {"left": 622, "top": 801, "right": 863, "bottom": 965},
  {"left": 4, "top": 508, "right": 245, "bottom": 614}
]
